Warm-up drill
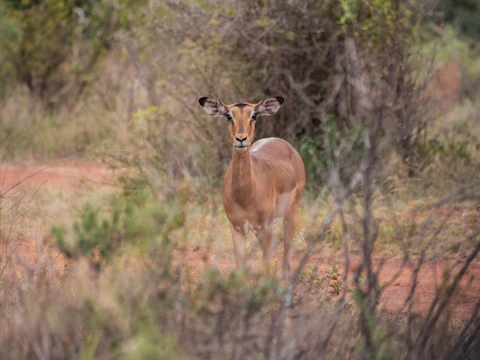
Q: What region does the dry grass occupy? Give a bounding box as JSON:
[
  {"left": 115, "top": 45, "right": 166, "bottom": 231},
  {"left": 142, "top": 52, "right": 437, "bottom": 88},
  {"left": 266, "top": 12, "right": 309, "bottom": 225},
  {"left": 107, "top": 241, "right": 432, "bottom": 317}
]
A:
[
  {"left": 1, "top": 184, "right": 479, "bottom": 359},
  {"left": 0, "top": 22, "right": 479, "bottom": 358}
]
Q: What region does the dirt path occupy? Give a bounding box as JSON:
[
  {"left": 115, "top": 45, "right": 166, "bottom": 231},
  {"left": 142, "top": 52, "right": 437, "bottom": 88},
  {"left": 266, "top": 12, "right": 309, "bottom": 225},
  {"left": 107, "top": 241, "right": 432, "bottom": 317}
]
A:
[
  {"left": 1, "top": 162, "right": 479, "bottom": 321},
  {"left": 0, "top": 161, "right": 118, "bottom": 193}
]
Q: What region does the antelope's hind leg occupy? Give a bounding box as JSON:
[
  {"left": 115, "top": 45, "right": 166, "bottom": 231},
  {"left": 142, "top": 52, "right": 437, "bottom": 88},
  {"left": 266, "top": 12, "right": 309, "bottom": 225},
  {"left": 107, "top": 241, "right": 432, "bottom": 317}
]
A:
[{"left": 282, "top": 200, "right": 300, "bottom": 279}]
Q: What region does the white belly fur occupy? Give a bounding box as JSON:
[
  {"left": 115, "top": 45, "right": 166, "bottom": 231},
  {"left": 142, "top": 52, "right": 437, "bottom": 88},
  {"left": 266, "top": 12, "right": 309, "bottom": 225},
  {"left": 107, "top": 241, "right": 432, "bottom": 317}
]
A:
[
  {"left": 243, "top": 221, "right": 257, "bottom": 235},
  {"left": 242, "top": 218, "right": 283, "bottom": 235}
]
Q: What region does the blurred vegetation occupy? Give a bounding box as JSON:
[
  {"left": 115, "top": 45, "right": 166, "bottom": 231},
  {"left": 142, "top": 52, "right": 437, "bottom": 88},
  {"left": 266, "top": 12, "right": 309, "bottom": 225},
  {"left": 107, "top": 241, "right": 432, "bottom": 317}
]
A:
[
  {"left": 53, "top": 198, "right": 184, "bottom": 271},
  {"left": 1, "top": 0, "right": 122, "bottom": 107},
  {"left": 441, "top": 0, "right": 480, "bottom": 40},
  {"left": 0, "top": 0, "right": 479, "bottom": 182},
  {"left": 111, "top": 0, "right": 436, "bottom": 185},
  {"left": 0, "top": 1, "right": 480, "bottom": 358},
  {"left": 1, "top": 187, "right": 479, "bottom": 359}
]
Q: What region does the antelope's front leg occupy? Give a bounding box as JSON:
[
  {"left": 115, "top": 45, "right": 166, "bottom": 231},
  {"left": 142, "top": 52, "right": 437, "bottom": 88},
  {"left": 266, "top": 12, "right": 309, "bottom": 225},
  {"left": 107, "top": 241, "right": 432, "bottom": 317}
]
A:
[
  {"left": 231, "top": 226, "right": 246, "bottom": 268},
  {"left": 256, "top": 224, "right": 273, "bottom": 274}
]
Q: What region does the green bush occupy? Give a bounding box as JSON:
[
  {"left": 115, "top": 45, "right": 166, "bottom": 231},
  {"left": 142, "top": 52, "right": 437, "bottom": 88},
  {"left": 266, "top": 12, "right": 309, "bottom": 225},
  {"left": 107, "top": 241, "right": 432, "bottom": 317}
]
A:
[
  {"left": 441, "top": 0, "right": 480, "bottom": 40},
  {"left": 0, "top": 2, "right": 22, "bottom": 98},
  {"left": 121, "top": 0, "right": 432, "bottom": 185},
  {"left": 299, "top": 115, "right": 365, "bottom": 185},
  {"left": 53, "top": 198, "right": 184, "bottom": 271},
  {"left": 2, "top": 0, "right": 122, "bottom": 107}
]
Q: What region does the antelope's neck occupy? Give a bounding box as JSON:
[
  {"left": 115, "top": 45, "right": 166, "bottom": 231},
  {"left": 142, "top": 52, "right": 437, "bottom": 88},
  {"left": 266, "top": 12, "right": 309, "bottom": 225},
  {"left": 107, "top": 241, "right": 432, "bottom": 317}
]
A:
[{"left": 231, "top": 147, "right": 255, "bottom": 206}]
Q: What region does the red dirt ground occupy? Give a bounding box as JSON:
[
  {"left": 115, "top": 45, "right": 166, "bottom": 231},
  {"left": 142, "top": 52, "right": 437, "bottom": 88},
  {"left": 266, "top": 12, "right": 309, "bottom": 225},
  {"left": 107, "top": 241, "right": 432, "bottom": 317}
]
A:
[
  {"left": 1, "top": 161, "right": 479, "bottom": 321},
  {"left": 0, "top": 161, "right": 118, "bottom": 193},
  {"left": 183, "top": 248, "right": 480, "bottom": 322}
]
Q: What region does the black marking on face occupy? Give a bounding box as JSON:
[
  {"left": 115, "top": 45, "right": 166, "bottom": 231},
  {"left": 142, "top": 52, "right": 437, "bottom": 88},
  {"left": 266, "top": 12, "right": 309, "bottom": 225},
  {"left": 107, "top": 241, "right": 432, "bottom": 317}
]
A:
[{"left": 234, "top": 103, "right": 248, "bottom": 108}]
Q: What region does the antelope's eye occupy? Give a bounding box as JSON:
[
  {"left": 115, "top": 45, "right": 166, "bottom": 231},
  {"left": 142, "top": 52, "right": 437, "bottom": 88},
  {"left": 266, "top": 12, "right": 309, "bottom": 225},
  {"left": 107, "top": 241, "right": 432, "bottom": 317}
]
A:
[
  {"left": 225, "top": 114, "right": 232, "bottom": 121},
  {"left": 251, "top": 113, "right": 257, "bottom": 121}
]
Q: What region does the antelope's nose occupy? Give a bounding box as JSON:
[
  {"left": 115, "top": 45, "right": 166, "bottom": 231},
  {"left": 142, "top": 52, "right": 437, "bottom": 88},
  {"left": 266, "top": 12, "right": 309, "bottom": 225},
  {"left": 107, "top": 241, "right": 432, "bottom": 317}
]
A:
[{"left": 235, "top": 135, "right": 247, "bottom": 142}]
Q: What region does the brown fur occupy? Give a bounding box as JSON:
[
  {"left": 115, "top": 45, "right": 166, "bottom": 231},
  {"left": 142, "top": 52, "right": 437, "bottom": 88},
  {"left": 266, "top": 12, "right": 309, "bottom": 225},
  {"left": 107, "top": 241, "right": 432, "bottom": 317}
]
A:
[{"left": 199, "top": 97, "right": 306, "bottom": 278}]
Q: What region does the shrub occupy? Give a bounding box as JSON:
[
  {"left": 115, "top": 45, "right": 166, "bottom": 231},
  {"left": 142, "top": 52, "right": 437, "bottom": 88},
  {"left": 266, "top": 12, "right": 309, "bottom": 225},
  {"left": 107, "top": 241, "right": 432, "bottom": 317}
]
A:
[
  {"left": 441, "top": 0, "right": 480, "bottom": 40},
  {"left": 120, "top": 0, "right": 434, "bottom": 184},
  {"left": 2, "top": 0, "right": 122, "bottom": 107},
  {"left": 53, "top": 197, "right": 184, "bottom": 271}
]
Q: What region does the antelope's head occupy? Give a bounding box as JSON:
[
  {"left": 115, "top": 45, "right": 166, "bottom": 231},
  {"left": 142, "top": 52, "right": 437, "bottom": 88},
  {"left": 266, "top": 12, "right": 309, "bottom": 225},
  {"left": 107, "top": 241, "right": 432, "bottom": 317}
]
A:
[{"left": 199, "top": 97, "right": 284, "bottom": 150}]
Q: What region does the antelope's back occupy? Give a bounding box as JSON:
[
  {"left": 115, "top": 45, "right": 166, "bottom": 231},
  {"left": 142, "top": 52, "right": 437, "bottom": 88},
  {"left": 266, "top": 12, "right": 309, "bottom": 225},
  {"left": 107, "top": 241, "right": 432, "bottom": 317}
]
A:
[{"left": 250, "top": 138, "right": 306, "bottom": 195}]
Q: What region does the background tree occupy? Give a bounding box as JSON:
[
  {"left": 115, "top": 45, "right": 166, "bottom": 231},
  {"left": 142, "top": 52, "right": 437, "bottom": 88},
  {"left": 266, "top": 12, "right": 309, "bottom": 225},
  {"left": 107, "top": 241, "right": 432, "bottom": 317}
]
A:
[
  {"left": 441, "top": 0, "right": 480, "bottom": 40},
  {"left": 2, "top": 0, "right": 122, "bottom": 108},
  {"left": 119, "top": 0, "right": 432, "bottom": 183}
]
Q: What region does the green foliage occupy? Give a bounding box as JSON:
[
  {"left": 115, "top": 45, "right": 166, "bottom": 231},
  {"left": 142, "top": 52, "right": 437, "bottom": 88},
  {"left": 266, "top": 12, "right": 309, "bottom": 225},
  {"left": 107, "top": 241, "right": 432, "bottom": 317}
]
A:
[
  {"left": 300, "top": 115, "right": 365, "bottom": 185},
  {"left": 0, "top": 2, "right": 22, "bottom": 97},
  {"left": 1, "top": 0, "right": 121, "bottom": 107},
  {"left": 299, "top": 120, "right": 336, "bottom": 184},
  {"left": 53, "top": 198, "right": 184, "bottom": 270},
  {"left": 193, "top": 268, "right": 283, "bottom": 317},
  {"left": 441, "top": 0, "right": 480, "bottom": 40},
  {"left": 114, "top": 0, "right": 431, "bottom": 186},
  {"left": 339, "top": 0, "right": 415, "bottom": 46},
  {"left": 53, "top": 203, "right": 126, "bottom": 270},
  {"left": 298, "top": 264, "right": 325, "bottom": 297},
  {"left": 422, "top": 26, "right": 473, "bottom": 67},
  {"left": 325, "top": 262, "right": 345, "bottom": 297},
  {"left": 0, "top": 0, "right": 441, "bottom": 185},
  {"left": 415, "top": 136, "right": 473, "bottom": 168},
  {"left": 413, "top": 111, "right": 480, "bottom": 176},
  {"left": 298, "top": 262, "right": 346, "bottom": 303},
  {"left": 119, "top": 326, "right": 190, "bottom": 360},
  {"left": 197, "top": 0, "right": 427, "bottom": 184}
]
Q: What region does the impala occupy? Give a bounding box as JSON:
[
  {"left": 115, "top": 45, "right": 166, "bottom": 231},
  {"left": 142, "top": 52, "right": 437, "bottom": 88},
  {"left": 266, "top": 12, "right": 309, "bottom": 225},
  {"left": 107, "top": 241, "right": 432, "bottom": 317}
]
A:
[{"left": 199, "top": 96, "right": 306, "bottom": 277}]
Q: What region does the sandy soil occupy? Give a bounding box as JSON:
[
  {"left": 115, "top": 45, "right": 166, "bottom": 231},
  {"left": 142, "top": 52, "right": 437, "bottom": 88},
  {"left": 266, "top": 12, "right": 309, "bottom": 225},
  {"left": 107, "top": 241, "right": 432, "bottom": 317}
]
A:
[{"left": 1, "top": 161, "right": 479, "bottom": 321}]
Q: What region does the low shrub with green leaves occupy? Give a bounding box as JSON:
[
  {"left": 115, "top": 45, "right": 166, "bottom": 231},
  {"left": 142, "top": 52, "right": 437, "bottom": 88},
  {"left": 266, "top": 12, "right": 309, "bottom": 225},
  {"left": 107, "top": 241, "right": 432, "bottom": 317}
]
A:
[{"left": 53, "top": 196, "right": 184, "bottom": 271}]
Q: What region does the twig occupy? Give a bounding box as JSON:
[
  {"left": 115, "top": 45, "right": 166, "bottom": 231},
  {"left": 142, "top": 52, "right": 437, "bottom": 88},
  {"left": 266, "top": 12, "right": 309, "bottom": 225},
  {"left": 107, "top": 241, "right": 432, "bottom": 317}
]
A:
[{"left": 0, "top": 154, "right": 78, "bottom": 198}]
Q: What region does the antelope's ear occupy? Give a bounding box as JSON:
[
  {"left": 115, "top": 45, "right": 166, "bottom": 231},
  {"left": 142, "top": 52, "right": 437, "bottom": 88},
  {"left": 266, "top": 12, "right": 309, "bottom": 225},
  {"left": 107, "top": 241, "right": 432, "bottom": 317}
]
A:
[
  {"left": 254, "top": 97, "right": 284, "bottom": 116},
  {"left": 198, "top": 97, "right": 228, "bottom": 117}
]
